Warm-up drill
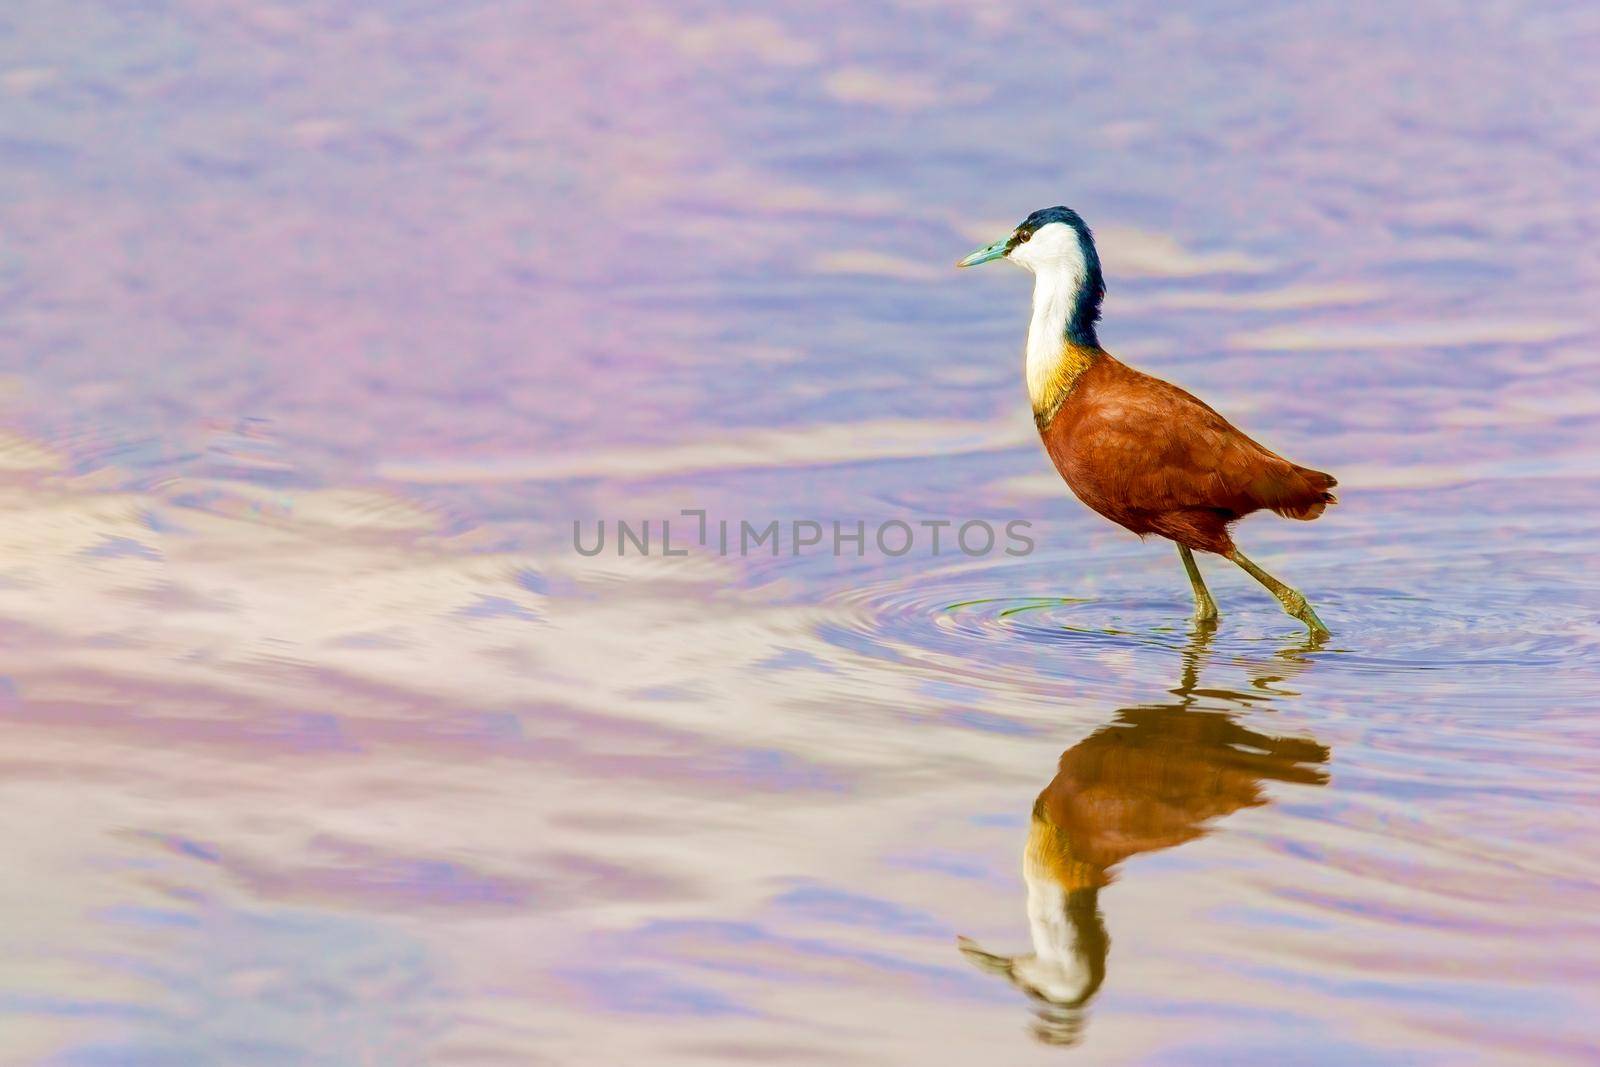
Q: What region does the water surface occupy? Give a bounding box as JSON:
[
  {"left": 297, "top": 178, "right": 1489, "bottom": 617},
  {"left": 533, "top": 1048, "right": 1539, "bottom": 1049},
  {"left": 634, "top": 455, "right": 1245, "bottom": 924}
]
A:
[{"left": 0, "top": 2, "right": 1598, "bottom": 1063}]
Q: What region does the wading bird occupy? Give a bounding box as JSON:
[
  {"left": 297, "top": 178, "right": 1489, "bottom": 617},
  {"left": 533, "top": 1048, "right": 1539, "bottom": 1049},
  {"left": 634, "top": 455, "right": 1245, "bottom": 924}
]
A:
[
  {"left": 957, "top": 629, "right": 1329, "bottom": 1044},
  {"left": 959, "top": 208, "right": 1337, "bottom": 635}
]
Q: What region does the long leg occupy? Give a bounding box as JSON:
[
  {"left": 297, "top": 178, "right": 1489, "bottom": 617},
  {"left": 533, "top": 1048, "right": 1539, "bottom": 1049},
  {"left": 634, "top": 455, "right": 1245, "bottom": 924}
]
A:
[
  {"left": 1174, "top": 617, "right": 1218, "bottom": 697},
  {"left": 1225, "top": 548, "right": 1330, "bottom": 638},
  {"left": 1177, "top": 545, "right": 1219, "bottom": 623}
]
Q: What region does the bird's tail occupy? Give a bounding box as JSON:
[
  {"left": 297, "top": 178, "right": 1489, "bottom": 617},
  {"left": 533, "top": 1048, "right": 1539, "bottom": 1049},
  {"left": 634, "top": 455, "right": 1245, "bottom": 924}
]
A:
[{"left": 1271, "top": 467, "right": 1338, "bottom": 521}]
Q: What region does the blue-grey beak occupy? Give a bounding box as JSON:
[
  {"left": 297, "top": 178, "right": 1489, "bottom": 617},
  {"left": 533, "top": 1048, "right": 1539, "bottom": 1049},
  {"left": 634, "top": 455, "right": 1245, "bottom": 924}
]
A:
[{"left": 957, "top": 235, "right": 1011, "bottom": 268}]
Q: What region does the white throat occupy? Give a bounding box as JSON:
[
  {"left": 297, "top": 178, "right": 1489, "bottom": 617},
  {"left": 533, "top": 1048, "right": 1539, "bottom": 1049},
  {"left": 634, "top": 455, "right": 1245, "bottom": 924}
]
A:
[
  {"left": 1017, "top": 852, "right": 1093, "bottom": 1002},
  {"left": 1024, "top": 264, "right": 1085, "bottom": 407}
]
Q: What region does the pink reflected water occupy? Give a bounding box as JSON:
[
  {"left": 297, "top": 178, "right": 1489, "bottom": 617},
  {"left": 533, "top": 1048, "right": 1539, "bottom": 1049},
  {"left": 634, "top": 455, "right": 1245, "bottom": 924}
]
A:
[{"left": 0, "top": 2, "right": 1598, "bottom": 1063}]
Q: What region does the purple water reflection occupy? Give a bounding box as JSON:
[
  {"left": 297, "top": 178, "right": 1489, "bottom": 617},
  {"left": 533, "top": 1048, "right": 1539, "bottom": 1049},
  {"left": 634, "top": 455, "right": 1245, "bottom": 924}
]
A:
[{"left": 0, "top": 2, "right": 1597, "bottom": 1063}]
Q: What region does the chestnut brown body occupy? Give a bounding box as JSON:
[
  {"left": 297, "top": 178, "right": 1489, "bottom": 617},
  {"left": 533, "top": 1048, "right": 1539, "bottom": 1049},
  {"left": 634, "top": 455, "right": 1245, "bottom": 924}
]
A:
[
  {"left": 1034, "top": 699, "right": 1330, "bottom": 885},
  {"left": 1038, "top": 348, "right": 1337, "bottom": 555}
]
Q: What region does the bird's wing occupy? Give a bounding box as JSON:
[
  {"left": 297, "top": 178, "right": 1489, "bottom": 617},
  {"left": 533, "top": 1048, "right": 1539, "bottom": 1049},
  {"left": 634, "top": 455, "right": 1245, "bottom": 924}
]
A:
[{"left": 1077, "top": 372, "right": 1329, "bottom": 517}]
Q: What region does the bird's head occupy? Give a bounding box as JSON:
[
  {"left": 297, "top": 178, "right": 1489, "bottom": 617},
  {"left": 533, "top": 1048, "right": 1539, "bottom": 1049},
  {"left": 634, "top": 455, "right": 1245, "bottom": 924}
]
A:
[
  {"left": 958, "top": 205, "right": 1106, "bottom": 348},
  {"left": 957, "top": 205, "right": 1100, "bottom": 276},
  {"left": 956, "top": 886, "right": 1109, "bottom": 1048}
]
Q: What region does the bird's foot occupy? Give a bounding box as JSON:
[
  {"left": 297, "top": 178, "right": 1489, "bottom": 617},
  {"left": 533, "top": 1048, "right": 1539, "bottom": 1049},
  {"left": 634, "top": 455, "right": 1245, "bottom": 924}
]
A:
[{"left": 1279, "top": 590, "right": 1331, "bottom": 639}]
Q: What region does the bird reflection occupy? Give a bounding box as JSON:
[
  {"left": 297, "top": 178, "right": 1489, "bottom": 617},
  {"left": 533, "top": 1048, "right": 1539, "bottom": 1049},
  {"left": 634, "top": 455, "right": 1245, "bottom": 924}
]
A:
[{"left": 958, "top": 625, "right": 1330, "bottom": 1046}]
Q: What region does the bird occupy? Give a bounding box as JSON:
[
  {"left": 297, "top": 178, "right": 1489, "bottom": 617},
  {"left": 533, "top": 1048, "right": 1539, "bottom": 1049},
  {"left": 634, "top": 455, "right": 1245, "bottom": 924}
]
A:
[
  {"left": 958, "top": 207, "right": 1337, "bottom": 636},
  {"left": 957, "top": 628, "right": 1330, "bottom": 1044}
]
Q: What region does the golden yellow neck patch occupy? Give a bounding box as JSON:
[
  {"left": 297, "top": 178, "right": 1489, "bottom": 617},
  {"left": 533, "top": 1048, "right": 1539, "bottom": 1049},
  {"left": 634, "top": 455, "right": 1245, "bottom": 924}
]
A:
[
  {"left": 1032, "top": 342, "right": 1101, "bottom": 429},
  {"left": 1026, "top": 813, "right": 1106, "bottom": 891}
]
